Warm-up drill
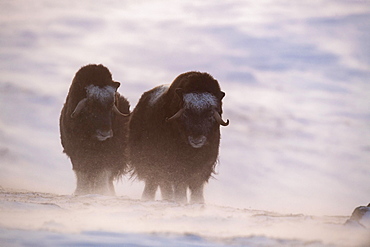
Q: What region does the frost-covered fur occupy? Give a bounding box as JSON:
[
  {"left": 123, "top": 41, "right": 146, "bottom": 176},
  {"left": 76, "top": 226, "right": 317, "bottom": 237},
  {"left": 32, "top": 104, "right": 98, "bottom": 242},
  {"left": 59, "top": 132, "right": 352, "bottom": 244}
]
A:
[
  {"left": 183, "top": 93, "right": 218, "bottom": 112},
  {"left": 129, "top": 71, "right": 227, "bottom": 204},
  {"left": 148, "top": 85, "right": 168, "bottom": 106},
  {"left": 60, "top": 64, "right": 130, "bottom": 196},
  {"left": 86, "top": 85, "right": 116, "bottom": 103}
]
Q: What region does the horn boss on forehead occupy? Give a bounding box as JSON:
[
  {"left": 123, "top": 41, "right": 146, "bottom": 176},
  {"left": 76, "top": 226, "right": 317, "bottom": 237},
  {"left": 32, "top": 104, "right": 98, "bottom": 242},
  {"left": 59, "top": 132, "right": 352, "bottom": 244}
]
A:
[{"left": 166, "top": 92, "right": 229, "bottom": 126}]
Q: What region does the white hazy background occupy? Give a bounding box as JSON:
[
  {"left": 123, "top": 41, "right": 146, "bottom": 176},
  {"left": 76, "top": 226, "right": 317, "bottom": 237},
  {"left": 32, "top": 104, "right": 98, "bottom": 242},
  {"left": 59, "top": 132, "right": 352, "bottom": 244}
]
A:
[{"left": 0, "top": 0, "right": 369, "bottom": 217}]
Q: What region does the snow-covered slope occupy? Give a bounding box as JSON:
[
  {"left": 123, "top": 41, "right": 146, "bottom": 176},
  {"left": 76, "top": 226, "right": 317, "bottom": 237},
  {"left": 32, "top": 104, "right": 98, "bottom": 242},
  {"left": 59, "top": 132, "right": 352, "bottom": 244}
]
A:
[
  {"left": 1, "top": 190, "right": 369, "bottom": 247},
  {"left": 0, "top": 0, "right": 369, "bottom": 246}
]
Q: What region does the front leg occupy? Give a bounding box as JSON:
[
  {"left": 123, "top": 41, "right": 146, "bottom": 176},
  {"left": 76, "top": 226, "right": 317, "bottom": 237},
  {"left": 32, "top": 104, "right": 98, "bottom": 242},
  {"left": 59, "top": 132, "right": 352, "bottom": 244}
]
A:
[
  {"left": 174, "top": 182, "right": 187, "bottom": 204},
  {"left": 142, "top": 179, "right": 158, "bottom": 201},
  {"left": 74, "top": 170, "right": 92, "bottom": 195},
  {"left": 95, "top": 169, "right": 115, "bottom": 196},
  {"left": 189, "top": 181, "right": 205, "bottom": 204}
]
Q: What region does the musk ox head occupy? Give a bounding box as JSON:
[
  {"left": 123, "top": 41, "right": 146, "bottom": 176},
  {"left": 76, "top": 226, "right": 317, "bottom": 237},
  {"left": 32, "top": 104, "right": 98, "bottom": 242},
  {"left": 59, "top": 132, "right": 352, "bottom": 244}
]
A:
[
  {"left": 166, "top": 88, "right": 229, "bottom": 149},
  {"left": 71, "top": 82, "right": 128, "bottom": 141}
]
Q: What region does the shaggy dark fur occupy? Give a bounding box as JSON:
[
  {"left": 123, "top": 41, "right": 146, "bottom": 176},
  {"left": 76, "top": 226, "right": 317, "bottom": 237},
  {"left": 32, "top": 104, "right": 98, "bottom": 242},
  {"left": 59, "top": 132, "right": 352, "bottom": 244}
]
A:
[
  {"left": 60, "top": 64, "right": 130, "bottom": 196},
  {"left": 129, "top": 71, "right": 228, "bottom": 204}
]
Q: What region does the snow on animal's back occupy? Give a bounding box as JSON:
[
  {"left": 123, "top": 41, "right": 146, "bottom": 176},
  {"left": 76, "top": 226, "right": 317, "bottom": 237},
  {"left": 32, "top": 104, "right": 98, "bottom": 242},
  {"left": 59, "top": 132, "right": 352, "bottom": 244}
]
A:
[{"left": 148, "top": 85, "right": 169, "bottom": 106}]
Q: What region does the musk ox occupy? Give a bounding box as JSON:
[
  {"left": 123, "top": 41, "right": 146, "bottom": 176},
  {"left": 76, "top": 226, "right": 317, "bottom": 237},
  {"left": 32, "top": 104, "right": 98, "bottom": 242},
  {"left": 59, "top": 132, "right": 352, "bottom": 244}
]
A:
[
  {"left": 60, "top": 64, "right": 130, "bottom": 196},
  {"left": 129, "top": 71, "right": 229, "bottom": 204}
]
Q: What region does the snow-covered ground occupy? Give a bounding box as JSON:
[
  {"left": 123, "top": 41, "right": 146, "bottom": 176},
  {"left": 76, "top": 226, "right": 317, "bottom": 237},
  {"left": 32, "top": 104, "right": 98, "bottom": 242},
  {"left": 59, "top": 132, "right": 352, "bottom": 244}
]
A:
[
  {"left": 0, "top": 189, "right": 369, "bottom": 247},
  {"left": 0, "top": 0, "right": 370, "bottom": 246}
]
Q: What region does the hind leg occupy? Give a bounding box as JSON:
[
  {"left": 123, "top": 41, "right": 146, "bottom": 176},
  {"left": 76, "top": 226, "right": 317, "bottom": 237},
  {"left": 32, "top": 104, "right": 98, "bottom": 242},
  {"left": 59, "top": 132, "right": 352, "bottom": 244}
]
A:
[
  {"left": 142, "top": 179, "right": 158, "bottom": 201},
  {"left": 159, "top": 181, "right": 174, "bottom": 201},
  {"left": 108, "top": 177, "right": 115, "bottom": 196},
  {"left": 174, "top": 182, "right": 187, "bottom": 204}
]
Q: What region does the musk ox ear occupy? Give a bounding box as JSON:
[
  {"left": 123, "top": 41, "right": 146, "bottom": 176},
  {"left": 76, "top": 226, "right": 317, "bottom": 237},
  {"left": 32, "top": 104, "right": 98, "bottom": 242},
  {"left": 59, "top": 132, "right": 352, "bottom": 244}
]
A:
[{"left": 71, "top": 98, "right": 87, "bottom": 118}]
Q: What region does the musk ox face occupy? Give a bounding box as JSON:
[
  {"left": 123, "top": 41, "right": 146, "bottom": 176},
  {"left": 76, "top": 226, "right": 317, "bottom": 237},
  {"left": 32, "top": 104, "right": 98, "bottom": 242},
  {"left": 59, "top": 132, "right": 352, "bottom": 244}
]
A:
[
  {"left": 71, "top": 84, "right": 127, "bottom": 141},
  {"left": 167, "top": 91, "right": 229, "bottom": 149},
  {"left": 181, "top": 92, "right": 218, "bottom": 148}
]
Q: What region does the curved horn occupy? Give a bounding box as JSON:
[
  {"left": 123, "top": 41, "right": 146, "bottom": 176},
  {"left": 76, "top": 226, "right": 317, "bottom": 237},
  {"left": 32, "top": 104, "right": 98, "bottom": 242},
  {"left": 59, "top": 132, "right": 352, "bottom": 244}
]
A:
[
  {"left": 213, "top": 110, "right": 229, "bottom": 126},
  {"left": 113, "top": 104, "right": 130, "bottom": 117},
  {"left": 166, "top": 108, "right": 185, "bottom": 122},
  {"left": 71, "top": 98, "right": 87, "bottom": 118}
]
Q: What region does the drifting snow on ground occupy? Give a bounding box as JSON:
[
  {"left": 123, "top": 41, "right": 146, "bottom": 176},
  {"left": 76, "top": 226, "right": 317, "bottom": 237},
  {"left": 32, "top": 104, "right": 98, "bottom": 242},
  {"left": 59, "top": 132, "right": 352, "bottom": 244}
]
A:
[{"left": 0, "top": 190, "right": 369, "bottom": 247}]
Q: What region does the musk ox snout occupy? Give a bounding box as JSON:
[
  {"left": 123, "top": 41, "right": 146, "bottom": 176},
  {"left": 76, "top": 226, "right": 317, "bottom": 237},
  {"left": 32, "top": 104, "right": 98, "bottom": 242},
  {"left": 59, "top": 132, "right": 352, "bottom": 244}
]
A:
[
  {"left": 95, "top": 129, "right": 113, "bottom": 141},
  {"left": 188, "top": 135, "right": 207, "bottom": 148}
]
